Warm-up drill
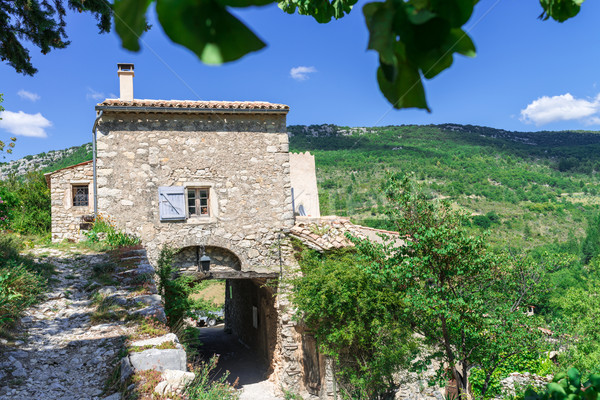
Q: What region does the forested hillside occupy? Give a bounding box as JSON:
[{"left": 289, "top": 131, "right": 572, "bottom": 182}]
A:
[{"left": 289, "top": 124, "right": 600, "bottom": 250}]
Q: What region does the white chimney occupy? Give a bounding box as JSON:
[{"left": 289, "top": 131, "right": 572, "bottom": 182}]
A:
[{"left": 117, "top": 63, "right": 134, "bottom": 101}]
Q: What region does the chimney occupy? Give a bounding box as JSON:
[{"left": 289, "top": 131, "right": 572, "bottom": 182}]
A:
[{"left": 117, "top": 63, "right": 134, "bottom": 101}]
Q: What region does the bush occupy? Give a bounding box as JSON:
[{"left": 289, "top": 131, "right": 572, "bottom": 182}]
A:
[
  {"left": 0, "top": 235, "right": 51, "bottom": 331},
  {"left": 525, "top": 368, "right": 600, "bottom": 400},
  {"left": 184, "top": 356, "right": 239, "bottom": 400},
  {"left": 83, "top": 214, "right": 140, "bottom": 248},
  {"left": 0, "top": 172, "right": 50, "bottom": 235}
]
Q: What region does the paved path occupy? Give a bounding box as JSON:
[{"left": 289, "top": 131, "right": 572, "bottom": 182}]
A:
[
  {"left": 197, "top": 325, "right": 283, "bottom": 400},
  {"left": 0, "top": 248, "right": 126, "bottom": 400}
]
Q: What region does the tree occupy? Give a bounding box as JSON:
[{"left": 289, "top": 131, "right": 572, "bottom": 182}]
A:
[
  {"left": 290, "top": 244, "right": 418, "bottom": 398},
  {"left": 350, "top": 174, "right": 547, "bottom": 398},
  {"left": 0, "top": 94, "right": 16, "bottom": 157},
  {"left": 0, "top": 0, "right": 111, "bottom": 75},
  {"left": 1, "top": 0, "right": 585, "bottom": 110}
]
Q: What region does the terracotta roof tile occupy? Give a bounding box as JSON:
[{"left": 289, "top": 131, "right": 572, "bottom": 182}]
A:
[
  {"left": 96, "top": 99, "right": 289, "bottom": 111},
  {"left": 290, "top": 216, "right": 405, "bottom": 252}
]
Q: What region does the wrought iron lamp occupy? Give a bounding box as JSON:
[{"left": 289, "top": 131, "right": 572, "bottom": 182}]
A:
[
  {"left": 197, "top": 244, "right": 211, "bottom": 272},
  {"left": 200, "top": 251, "right": 211, "bottom": 272}
]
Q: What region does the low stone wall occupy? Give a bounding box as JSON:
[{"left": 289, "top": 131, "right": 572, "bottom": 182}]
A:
[{"left": 95, "top": 247, "right": 194, "bottom": 399}]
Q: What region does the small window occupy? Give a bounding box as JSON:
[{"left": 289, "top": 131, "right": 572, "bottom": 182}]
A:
[
  {"left": 187, "top": 188, "right": 209, "bottom": 217},
  {"left": 72, "top": 185, "right": 89, "bottom": 207}
]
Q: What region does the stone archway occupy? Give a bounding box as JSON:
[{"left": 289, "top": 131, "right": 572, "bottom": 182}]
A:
[
  {"left": 172, "top": 245, "right": 242, "bottom": 275},
  {"left": 171, "top": 236, "right": 251, "bottom": 271}
]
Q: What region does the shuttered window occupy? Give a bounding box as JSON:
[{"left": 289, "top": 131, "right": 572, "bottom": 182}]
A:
[{"left": 158, "top": 186, "right": 186, "bottom": 221}]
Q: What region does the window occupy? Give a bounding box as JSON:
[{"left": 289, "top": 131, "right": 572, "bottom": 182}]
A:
[
  {"left": 187, "top": 188, "right": 210, "bottom": 217},
  {"left": 72, "top": 185, "right": 89, "bottom": 207}
]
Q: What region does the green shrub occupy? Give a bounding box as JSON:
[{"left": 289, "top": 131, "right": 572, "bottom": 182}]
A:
[
  {"left": 184, "top": 356, "right": 239, "bottom": 400},
  {"left": 524, "top": 368, "right": 600, "bottom": 400},
  {"left": 470, "top": 352, "right": 555, "bottom": 399},
  {"left": 83, "top": 214, "right": 140, "bottom": 248},
  {"left": 0, "top": 235, "right": 53, "bottom": 332},
  {"left": 0, "top": 172, "right": 50, "bottom": 235}
]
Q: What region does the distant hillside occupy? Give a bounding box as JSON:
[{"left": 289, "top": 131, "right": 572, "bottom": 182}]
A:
[
  {"left": 289, "top": 124, "right": 600, "bottom": 250},
  {"left": 0, "top": 143, "right": 92, "bottom": 179}
]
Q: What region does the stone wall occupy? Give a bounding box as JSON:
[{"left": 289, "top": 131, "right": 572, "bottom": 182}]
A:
[
  {"left": 46, "top": 161, "right": 94, "bottom": 242},
  {"left": 95, "top": 112, "right": 293, "bottom": 271},
  {"left": 290, "top": 152, "right": 320, "bottom": 218}
]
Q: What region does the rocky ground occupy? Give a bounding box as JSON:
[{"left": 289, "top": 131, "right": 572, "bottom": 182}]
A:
[{"left": 0, "top": 247, "right": 126, "bottom": 400}]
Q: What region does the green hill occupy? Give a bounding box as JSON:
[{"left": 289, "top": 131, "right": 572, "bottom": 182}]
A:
[{"left": 289, "top": 124, "right": 600, "bottom": 251}]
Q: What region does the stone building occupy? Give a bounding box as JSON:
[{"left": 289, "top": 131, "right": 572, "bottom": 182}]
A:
[
  {"left": 45, "top": 160, "right": 94, "bottom": 242},
  {"left": 45, "top": 64, "right": 335, "bottom": 398}
]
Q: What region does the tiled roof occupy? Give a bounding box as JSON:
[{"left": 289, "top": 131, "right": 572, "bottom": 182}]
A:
[
  {"left": 290, "top": 216, "right": 404, "bottom": 252},
  {"left": 96, "top": 99, "right": 289, "bottom": 111},
  {"left": 44, "top": 160, "right": 93, "bottom": 188}
]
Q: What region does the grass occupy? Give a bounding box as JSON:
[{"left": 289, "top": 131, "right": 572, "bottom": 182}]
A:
[
  {"left": 128, "top": 317, "right": 170, "bottom": 340},
  {"left": 190, "top": 280, "right": 225, "bottom": 308},
  {"left": 0, "top": 234, "right": 55, "bottom": 336},
  {"left": 128, "top": 341, "right": 178, "bottom": 353}
]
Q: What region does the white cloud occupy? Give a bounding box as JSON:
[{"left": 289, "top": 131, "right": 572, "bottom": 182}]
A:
[
  {"left": 86, "top": 88, "right": 106, "bottom": 101},
  {"left": 17, "top": 90, "right": 40, "bottom": 102},
  {"left": 0, "top": 110, "right": 52, "bottom": 138},
  {"left": 290, "top": 66, "right": 317, "bottom": 81},
  {"left": 520, "top": 93, "right": 600, "bottom": 125}
]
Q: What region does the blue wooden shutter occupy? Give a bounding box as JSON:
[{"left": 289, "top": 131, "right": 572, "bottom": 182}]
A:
[{"left": 158, "top": 186, "right": 186, "bottom": 221}]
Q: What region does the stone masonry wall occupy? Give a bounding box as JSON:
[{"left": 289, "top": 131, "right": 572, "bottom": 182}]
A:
[
  {"left": 47, "top": 161, "right": 94, "bottom": 242},
  {"left": 95, "top": 112, "right": 293, "bottom": 271},
  {"left": 289, "top": 152, "right": 320, "bottom": 218}
]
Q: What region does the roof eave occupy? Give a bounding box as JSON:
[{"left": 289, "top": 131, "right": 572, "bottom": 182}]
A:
[{"left": 94, "top": 105, "right": 289, "bottom": 114}]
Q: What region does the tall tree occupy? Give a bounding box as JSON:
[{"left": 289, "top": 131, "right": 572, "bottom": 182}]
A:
[
  {"left": 350, "top": 174, "right": 547, "bottom": 398},
  {"left": 0, "top": 0, "right": 111, "bottom": 75},
  {"left": 0, "top": 0, "right": 585, "bottom": 110}
]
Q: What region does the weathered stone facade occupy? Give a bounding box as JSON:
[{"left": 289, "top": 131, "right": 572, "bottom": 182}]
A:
[
  {"left": 94, "top": 106, "right": 293, "bottom": 268},
  {"left": 91, "top": 99, "right": 318, "bottom": 396},
  {"left": 45, "top": 161, "right": 94, "bottom": 242}
]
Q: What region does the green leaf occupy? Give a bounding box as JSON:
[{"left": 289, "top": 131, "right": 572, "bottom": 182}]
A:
[
  {"left": 364, "top": 1, "right": 396, "bottom": 64},
  {"left": 547, "top": 382, "right": 567, "bottom": 399},
  {"left": 216, "top": 0, "right": 275, "bottom": 7},
  {"left": 567, "top": 368, "right": 581, "bottom": 389},
  {"left": 376, "top": 61, "right": 429, "bottom": 111},
  {"left": 113, "top": 0, "right": 153, "bottom": 51},
  {"left": 156, "top": 0, "right": 266, "bottom": 64},
  {"left": 539, "top": 0, "right": 583, "bottom": 22},
  {"left": 589, "top": 374, "right": 600, "bottom": 390},
  {"left": 447, "top": 28, "right": 476, "bottom": 57},
  {"left": 414, "top": 47, "right": 453, "bottom": 79},
  {"left": 430, "top": 0, "right": 475, "bottom": 28}
]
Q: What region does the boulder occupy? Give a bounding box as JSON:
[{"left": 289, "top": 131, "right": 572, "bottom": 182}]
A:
[
  {"left": 130, "top": 306, "right": 167, "bottom": 323},
  {"left": 122, "top": 348, "right": 186, "bottom": 379},
  {"left": 131, "top": 294, "right": 162, "bottom": 308},
  {"left": 154, "top": 369, "right": 195, "bottom": 395},
  {"left": 130, "top": 333, "right": 180, "bottom": 348}
]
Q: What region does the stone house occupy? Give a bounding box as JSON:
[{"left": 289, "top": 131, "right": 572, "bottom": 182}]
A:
[
  {"left": 45, "top": 160, "right": 94, "bottom": 242},
  {"left": 45, "top": 64, "right": 334, "bottom": 398}
]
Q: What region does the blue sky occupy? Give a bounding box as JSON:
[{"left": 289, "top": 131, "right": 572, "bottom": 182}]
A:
[{"left": 1, "top": 0, "right": 600, "bottom": 160}]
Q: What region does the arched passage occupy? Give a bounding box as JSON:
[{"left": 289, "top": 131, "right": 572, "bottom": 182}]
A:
[
  {"left": 172, "top": 245, "right": 279, "bottom": 386},
  {"left": 172, "top": 245, "right": 242, "bottom": 273}
]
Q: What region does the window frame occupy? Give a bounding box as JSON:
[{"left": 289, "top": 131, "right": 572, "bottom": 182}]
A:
[
  {"left": 186, "top": 187, "right": 210, "bottom": 217},
  {"left": 72, "top": 184, "right": 89, "bottom": 207}
]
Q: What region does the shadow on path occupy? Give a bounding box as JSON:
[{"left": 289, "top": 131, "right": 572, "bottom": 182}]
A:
[{"left": 196, "top": 325, "right": 270, "bottom": 387}]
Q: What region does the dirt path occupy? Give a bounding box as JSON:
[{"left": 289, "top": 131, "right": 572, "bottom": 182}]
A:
[
  {"left": 0, "top": 247, "right": 126, "bottom": 400},
  {"left": 197, "top": 325, "right": 283, "bottom": 400}
]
